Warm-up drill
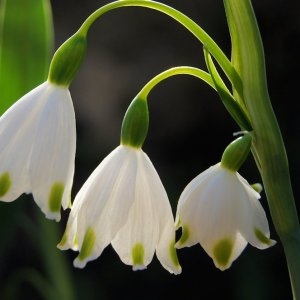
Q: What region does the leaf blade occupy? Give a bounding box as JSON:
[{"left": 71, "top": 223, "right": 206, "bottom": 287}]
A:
[{"left": 0, "top": 0, "right": 54, "bottom": 114}]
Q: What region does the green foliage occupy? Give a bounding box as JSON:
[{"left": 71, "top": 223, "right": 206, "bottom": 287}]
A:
[{"left": 0, "top": 0, "right": 54, "bottom": 114}]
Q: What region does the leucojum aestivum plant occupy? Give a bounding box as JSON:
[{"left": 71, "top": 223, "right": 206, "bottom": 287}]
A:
[{"left": 0, "top": 0, "right": 299, "bottom": 299}]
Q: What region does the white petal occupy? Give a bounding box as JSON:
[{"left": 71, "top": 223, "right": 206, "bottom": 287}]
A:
[
  {"left": 0, "top": 82, "right": 76, "bottom": 222},
  {"left": 176, "top": 164, "right": 223, "bottom": 248},
  {"left": 176, "top": 163, "right": 275, "bottom": 270},
  {"left": 139, "top": 151, "right": 181, "bottom": 274},
  {"left": 30, "top": 82, "right": 76, "bottom": 221},
  {"left": 111, "top": 148, "right": 181, "bottom": 274},
  {"left": 176, "top": 164, "right": 220, "bottom": 215},
  {"left": 176, "top": 165, "right": 248, "bottom": 269},
  {"left": 111, "top": 149, "right": 159, "bottom": 270},
  {"left": 236, "top": 173, "right": 276, "bottom": 249},
  {"left": 203, "top": 172, "right": 265, "bottom": 269},
  {"left": 72, "top": 146, "right": 138, "bottom": 267},
  {"left": 0, "top": 82, "right": 48, "bottom": 201},
  {"left": 57, "top": 209, "right": 80, "bottom": 252}
]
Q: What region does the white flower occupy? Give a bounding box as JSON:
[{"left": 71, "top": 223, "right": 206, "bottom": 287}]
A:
[
  {"left": 58, "top": 144, "right": 181, "bottom": 274},
  {"left": 175, "top": 162, "right": 275, "bottom": 270},
  {"left": 0, "top": 81, "right": 76, "bottom": 221}
]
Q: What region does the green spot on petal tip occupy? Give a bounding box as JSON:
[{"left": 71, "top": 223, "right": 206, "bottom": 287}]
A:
[
  {"left": 132, "top": 243, "right": 145, "bottom": 267},
  {"left": 0, "top": 172, "right": 11, "bottom": 197},
  {"left": 74, "top": 234, "right": 79, "bottom": 248},
  {"left": 58, "top": 231, "right": 67, "bottom": 248},
  {"left": 213, "top": 238, "right": 233, "bottom": 269},
  {"left": 178, "top": 225, "right": 190, "bottom": 245},
  {"left": 169, "top": 242, "right": 180, "bottom": 268},
  {"left": 78, "top": 227, "right": 96, "bottom": 261},
  {"left": 49, "top": 182, "right": 65, "bottom": 212},
  {"left": 254, "top": 227, "right": 273, "bottom": 245}
]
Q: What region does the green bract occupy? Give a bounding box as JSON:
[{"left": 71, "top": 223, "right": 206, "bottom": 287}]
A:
[
  {"left": 221, "top": 133, "right": 252, "bottom": 172},
  {"left": 121, "top": 96, "right": 149, "bottom": 148},
  {"left": 48, "top": 32, "right": 87, "bottom": 87}
]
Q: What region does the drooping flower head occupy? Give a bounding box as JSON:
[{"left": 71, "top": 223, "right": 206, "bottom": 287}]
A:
[
  {"left": 175, "top": 134, "right": 276, "bottom": 270},
  {"left": 0, "top": 32, "right": 87, "bottom": 221},
  {"left": 58, "top": 96, "right": 181, "bottom": 274}
]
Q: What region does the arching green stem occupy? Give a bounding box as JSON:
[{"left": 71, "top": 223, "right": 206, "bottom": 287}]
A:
[
  {"left": 137, "top": 66, "right": 215, "bottom": 99},
  {"left": 76, "top": 0, "right": 242, "bottom": 97},
  {"left": 121, "top": 66, "right": 214, "bottom": 148}
]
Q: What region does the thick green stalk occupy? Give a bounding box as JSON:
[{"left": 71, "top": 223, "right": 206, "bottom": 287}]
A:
[{"left": 223, "top": 0, "right": 300, "bottom": 298}]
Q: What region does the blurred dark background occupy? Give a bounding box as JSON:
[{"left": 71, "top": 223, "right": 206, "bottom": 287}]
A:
[{"left": 1, "top": 0, "right": 300, "bottom": 299}]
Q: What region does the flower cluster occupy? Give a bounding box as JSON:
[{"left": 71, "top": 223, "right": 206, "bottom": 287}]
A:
[
  {"left": 0, "top": 75, "right": 275, "bottom": 273},
  {"left": 0, "top": 23, "right": 275, "bottom": 274}
]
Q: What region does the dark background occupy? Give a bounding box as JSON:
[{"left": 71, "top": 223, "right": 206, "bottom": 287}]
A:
[{"left": 1, "top": 0, "right": 300, "bottom": 299}]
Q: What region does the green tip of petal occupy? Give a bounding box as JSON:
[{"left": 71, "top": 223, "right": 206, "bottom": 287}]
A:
[
  {"left": 251, "top": 183, "right": 263, "bottom": 193},
  {"left": 132, "top": 243, "right": 145, "bottom": 267},
  {"left": 254, "top": 228, "right": 274, "bottom": 245},
  {"left": 67, "top": 191, "right": 72, "bottom": 208},
  {"left": 49, "top": 182, "right": 65, "bottom": 213},
  {"left": 213, "top": 238, "right": 233, "bottom": 270},
  {"left": 74, "top": 234, "right": 79, "bottom": 248},
  {"left": 57, "top": 231, "right": 68, "bottom": 248},
  {"left": 177, "top": 225, "right": 190, "bottom": 246},
  {"left": 77, "top": 227, "right": 96, "bottom": 262},
  {"left": 169, "top": 242, "right": 180, "bottom": 268},
  {"left": 0, "top": 172, "right": 11, "bottom": 197}
]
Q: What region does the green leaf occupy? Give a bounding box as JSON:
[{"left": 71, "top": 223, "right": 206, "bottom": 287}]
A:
[
  {"left": 0, "top": 0, "right": 54, "bottom": 282},
  {"left": 0, "top": 0, "right": 54, "bottom": 115},
  {"left": 203, "top": 46, "right": 252, "bottom": 131}
]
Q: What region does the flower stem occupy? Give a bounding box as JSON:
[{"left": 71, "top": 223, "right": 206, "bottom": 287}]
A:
[
  {"left": 77, "top": 0, "right": 241, "bottom": 95},
  {"left": 137, "top": 66, "right": 215, "bottom": 99},
  {"left": 223, "top": 0, "right": 300, "bottom": 298},
  {"left": 137, "top": 66, "right": 252, "bottom": 133}
]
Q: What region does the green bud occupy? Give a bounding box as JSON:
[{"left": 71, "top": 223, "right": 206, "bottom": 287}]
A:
[
  {"left": 121, "top": 96, "right": 149, "bottom": 148},
  {"left": 221, "top": 133, "right": 252, "bottom": 171},
  {"left": 48, "top": 32, "right": 87, "bottom": 87},
  {"left": 251, "top": 183, "right": 263, "bottom": 193}
]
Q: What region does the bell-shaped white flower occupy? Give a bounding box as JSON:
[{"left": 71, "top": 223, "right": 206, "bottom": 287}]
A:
[
  {"left": 0, "top": 81, "right": 76, "bottom": 221},
  {"left": 58, "top": 144, "right": 181, "bottom": 274},
  {"left": 175, "top": 162, "right": 276, "bottom": 270}
]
